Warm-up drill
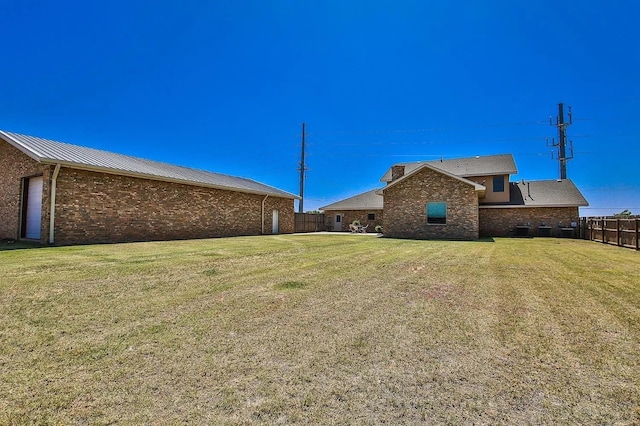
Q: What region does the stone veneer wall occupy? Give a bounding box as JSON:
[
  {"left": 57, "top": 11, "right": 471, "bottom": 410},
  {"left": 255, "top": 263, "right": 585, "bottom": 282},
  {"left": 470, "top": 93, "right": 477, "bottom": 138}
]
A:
[
  {"left": 0, "top": 141, "right": 52, "bottom": 243},
  {"left": 324, "top": 209, "right": 383, "bottom": 232},
  {"left": 479, "top": 206, "right": 580, "bottom": 237},
  {"left": 383, "top": 167, "right": 479, "bottom": 240},
  {"left": 51, "top": 168, "right": 294, "bottom": 244}
]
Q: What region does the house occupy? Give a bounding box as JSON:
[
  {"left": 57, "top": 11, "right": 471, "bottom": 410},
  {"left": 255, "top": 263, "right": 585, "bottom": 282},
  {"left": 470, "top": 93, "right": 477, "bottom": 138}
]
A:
[
  {"left": 0, "top": 130, "right": 298, "bottom": 245},
  {"left": 321, "top": 154, "right": 588, "bottom": 239},
  {"left": 320, "top": 189, "right": 383, "bottom": 232}
]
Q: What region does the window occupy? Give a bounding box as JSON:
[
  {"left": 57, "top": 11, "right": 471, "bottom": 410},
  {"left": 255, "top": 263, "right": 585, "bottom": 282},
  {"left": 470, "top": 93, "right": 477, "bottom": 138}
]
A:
[
  {"left": 426, "top": 202, "right": 447, "bottom": 224},
  {"left": 493, "top": 175, "right": 505, "bottom": 193},
  {"left": 368, "top": 213, "right": 375, "bottom": 220}
]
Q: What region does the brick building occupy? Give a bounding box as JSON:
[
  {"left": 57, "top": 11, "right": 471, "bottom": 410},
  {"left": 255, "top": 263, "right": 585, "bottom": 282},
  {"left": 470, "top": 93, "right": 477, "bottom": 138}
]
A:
[
  {"left": 320, "top": 189, "right": 383, "bottom": 232},
  {"left": 0, "top": 130, "right": 298, "bottom": 245},
  {"left": 321, "top": 154, "right": 588, "bottom": 240}
]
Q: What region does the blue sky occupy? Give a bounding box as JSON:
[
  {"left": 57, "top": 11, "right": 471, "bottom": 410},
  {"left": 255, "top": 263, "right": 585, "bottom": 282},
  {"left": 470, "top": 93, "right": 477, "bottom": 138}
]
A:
[{"left": 2, "top": 0, "right": 638, "bottom": 215}]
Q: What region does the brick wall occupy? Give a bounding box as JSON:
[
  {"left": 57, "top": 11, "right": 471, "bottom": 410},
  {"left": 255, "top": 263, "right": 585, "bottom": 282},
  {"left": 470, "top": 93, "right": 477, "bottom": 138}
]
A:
[
  {"left": 0, "top": 141, "right": 49, "bottom": 241},
  {"left": 391, "top": 165, "right": 405, "bottom": 181},
  {"left": 51, "top": 168, "right": 294, "bottom": 244},
  {"left": 479, "top": 206, "right": 580, "bottom": 237},
  {"left": 324, "top": 209, "right": 383, "bottom": 232},
  {"left": 383, "top": 167, "right": 479, "bottom": 240},
  {"left": 1, "top": 138, "right": 294, "bottom": 245}
]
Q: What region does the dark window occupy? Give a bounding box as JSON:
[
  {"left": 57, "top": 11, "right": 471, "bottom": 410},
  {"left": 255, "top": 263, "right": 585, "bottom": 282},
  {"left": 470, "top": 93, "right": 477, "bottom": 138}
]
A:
[
  {"left": 336, "top": 215, "right": 341, "bottom": 223},
  {"left": 368, "top": 213, "right": 375, "bottom": 220},
  {"left": 426, "top": 202, "right": 447, "bottom": 224},
  {"left": 493, "top": 176, "right": 505, "bottom": 193}
]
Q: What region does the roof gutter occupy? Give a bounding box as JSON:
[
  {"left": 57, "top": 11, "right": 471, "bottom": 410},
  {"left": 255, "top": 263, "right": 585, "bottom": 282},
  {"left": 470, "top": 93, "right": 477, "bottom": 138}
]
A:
[
  {"left": 261, "top": 194, "right": 269, "bottom": 235},
  {"left": 479, "top": 204, "right": 587, "bottom": 209},
  {"left": 49, "top": 164, "right": 61, "bottom": 244}
]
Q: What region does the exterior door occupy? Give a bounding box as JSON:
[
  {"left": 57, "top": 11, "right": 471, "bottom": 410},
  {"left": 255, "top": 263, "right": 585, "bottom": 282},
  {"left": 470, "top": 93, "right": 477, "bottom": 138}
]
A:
[
  {"left": 272, "top": 209, "right": 279, "bottom": 234},
  {"left": 334, "top": 214, "right": 342, "bottom": 232},
  {"left": 23, "top": 176, "right": 43, "bottom": 240}
]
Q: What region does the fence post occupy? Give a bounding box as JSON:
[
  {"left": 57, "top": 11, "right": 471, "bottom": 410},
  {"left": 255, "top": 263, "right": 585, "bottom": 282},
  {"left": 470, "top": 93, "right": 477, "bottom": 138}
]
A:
[
  {"left": 616, "top": 219, "right": 621, "bottom": 247},
  {"left": 583, "top": 217, "right": 588, "bottom": 240},
  {"left": 636, "top": 218, "right": 639, "bottom": 251}
]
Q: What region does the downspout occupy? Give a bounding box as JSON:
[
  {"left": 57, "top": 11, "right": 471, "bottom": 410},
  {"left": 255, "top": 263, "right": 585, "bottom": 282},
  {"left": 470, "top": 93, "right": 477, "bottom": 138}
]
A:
[
  {"left": 261, "top": 194, "right": 269, "bottom": 235},
  {"left": 49, "top": 164, "right": 61, "bottom": 244}
]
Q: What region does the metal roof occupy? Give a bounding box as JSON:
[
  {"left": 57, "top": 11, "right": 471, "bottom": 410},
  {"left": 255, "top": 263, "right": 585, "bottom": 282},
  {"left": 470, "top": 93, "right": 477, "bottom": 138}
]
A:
[
  {"left": 380, "top": 154, "right": 518, "bottom": 182},
  {"left": 0, "top": 130, "right": 298, "bottom": 199},
  {"left": 319, "top": 189, "right": 384, "bottom": 211},
  {"left": 480, "top": 179, "right": 589, "bottom": 208}
]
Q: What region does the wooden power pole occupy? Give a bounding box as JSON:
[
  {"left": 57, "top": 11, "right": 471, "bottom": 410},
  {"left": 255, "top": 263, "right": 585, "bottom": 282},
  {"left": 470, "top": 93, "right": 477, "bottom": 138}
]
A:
[{"left": 298, "top": 123, "right": 307, "bottom": 213}]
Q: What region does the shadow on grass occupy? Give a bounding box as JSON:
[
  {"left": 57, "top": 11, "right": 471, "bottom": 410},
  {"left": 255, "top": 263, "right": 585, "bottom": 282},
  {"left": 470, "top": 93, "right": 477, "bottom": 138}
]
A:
[
  {"left": 380, "top": 236, "right": 496, "bottom": 243},
  {"left": 476, "top": 237, "right": 496, "bottom": 243},
  {"left": 0, "top": 239, "right": 44, "bottom": 251}
]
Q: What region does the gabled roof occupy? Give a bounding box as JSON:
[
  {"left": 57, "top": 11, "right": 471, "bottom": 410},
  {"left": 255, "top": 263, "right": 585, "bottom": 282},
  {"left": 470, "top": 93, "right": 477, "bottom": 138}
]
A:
[
  {"left": 380, "top": 154, "right": 517, "bottom": 182},
  {"left": 0, "top": 130, "right": 298, "bottom": 199},
  {"left": 382, "top": 163, "right": 486, "bottom": 192},
  {"left": 480, "top": 179, "right": 588, "bottom": 208},
  {"left": 319, "top": 189, "right": 383, "bottom": 211}
]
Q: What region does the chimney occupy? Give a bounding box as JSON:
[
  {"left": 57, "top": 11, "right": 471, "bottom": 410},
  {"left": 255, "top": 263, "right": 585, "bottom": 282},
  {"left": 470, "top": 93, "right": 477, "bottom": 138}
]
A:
[{"left": 391, "top": 165, "right": 405, "bottom": 181}]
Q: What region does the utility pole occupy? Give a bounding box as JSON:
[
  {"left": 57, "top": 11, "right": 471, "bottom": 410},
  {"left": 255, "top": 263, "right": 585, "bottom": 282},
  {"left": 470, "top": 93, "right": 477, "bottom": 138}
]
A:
[
  {"left": 298, "top": 122, "right": 307, "bottom": 213},
  {"left": 549, "top": 102, "right": 574, "bottom": 179}
]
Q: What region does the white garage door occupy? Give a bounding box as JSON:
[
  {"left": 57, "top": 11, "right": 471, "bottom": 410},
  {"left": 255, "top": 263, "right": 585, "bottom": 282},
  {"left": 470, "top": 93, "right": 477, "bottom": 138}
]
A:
[{"left": 25, "top": 176, "right": 43, "bottom": 239}]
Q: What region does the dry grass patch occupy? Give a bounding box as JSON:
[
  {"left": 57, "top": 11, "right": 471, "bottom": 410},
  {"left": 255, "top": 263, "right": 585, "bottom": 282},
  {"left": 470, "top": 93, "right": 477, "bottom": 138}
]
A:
[{"left": 1, "top": 236, "right": 639, "bottom": 424}]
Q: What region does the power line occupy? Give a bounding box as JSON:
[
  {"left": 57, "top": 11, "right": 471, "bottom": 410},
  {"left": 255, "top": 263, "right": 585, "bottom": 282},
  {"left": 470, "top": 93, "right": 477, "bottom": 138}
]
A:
[
  {"left": 308, "top": 132, "right": 638, "bottom": 149},
  {"left": 310, "top": 136, "right": 552, "bottom": 147},
  {"left": 308, "top": 120, "right": 550, "bottom": 137},
  {"left": 306, "top": 133, "right": 598, "bottom": 151},
  {"left": 574, "top": 116, "right": 636, "bottom": 122}
]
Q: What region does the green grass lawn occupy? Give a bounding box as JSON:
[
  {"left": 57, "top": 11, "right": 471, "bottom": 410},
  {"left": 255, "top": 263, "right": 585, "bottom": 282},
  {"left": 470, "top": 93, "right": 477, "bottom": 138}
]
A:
[{"left": 1, "top": 235, "right": 639, "bottom": 424}]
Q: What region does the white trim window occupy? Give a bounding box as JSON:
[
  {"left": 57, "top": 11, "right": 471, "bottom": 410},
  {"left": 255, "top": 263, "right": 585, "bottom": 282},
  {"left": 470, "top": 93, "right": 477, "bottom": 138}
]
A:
[{"left": 426, "top": 202, "right": 447, "bottom": 224}]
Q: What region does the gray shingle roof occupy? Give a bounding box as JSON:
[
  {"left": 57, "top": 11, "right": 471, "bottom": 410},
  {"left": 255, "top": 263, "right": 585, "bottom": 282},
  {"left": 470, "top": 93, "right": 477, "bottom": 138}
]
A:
[
  {"left": 320, "top": 189, "right": 383, "bottom": 211},
  {"left": 382, "top": 163, "right": 486, "bottom": 192},
  {"left": 481, "top": 179, "right": 588, "bottom": 207},
  {"left": 380, "top": 154, "right": 517, "bottom": 182},
  {"left": 0, "top": 130, "right": 298, "bottom": 198}
]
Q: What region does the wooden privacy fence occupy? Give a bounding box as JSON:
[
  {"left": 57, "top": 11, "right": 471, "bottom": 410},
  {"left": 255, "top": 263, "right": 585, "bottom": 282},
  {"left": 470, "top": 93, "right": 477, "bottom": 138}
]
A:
[
  {"left": 294, "top": 213, "right": 325, "bottom": 233},
  {"left": 580, "top": 217, "right": 640, "bottom": 250}
]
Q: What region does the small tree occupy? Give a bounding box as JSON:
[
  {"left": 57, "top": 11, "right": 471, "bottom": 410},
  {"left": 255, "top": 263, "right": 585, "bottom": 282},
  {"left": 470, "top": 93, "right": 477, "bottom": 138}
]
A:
[{"left": 613, "top": 209, "right": 633, "bottom": 218}]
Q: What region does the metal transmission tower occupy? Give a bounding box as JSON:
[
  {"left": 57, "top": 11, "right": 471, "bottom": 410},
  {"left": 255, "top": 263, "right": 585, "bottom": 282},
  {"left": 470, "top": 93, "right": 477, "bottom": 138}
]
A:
[
  {"left": 548, "top": 103, "right": 574, "bottom": 179},
  {"left": 298, "top": 123, "right": 308, "bottom": 213}
]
